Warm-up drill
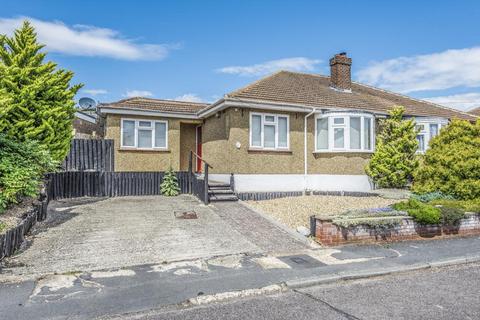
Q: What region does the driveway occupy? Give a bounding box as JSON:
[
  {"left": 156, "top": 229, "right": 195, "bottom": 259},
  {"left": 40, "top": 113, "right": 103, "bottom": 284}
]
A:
[{"left": 2, "top": 195, "right": 307, "bottom": 278}]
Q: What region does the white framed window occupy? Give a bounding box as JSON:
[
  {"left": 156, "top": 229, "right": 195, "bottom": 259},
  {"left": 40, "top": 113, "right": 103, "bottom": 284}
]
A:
[
  {"left": 414, "top": 118, "right": 447, "bottom": 153},
  {"left": 315, "top": 112, "right": 375, "bottom": 152},
  {"left": 121, "top": 118, "right": 168, "bottom": 149},
  {"left": 249, "top": 112, "right": 290, "bottom": 150}
]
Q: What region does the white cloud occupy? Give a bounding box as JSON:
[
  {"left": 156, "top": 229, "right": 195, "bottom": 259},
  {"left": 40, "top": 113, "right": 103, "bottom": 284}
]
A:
[
  {"left": 174, "top": 93, "right": 204, "bottom": 103},
  {"left": 82, "top": 89, "right": 107, "bottom": 96},
  {"left": 123, "top": 90, "right": 153, "bottom": 98},
  {"left": 217, "top": 57, "right": 321, "bottom": 76},
  {"left": 424, "top": 92, "right": 480, "bottom": 111},
  {"left": 0, "top": 17, "right": 172, "bottom": 60},
  {"left": 357, "top": 47, "right": 480, "bottom": 93}
]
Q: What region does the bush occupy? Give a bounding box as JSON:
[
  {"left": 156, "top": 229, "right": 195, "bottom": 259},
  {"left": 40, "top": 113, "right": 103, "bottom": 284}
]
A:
[
  {"left": 439, "top": 206, "right": 465, "bottom": 226},
  {"left": 365, "top": 106, "right": 419, "bottom": 188},
  {"left": 429, "top": 199, "right": 480, "bottom": 213},
  {"left": 411, "top": 191, "right": 455, "bottom": 203},
  {"left": 160, "top": 167, "right": 180, "bottom": 196},
  {"left": 393, "top": 199, "right": 441, "bottom": 225},
  {"left": 413, "top": 120, "right": 480, "bottom": 200},
  {"left": 0, "top": 135, "right": 57, "bottom": 213}
]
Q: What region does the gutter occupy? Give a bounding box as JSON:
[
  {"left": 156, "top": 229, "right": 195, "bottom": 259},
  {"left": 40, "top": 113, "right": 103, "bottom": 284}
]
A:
[{"left": 304, "top": 107, "right": 318, "bottom": 194}]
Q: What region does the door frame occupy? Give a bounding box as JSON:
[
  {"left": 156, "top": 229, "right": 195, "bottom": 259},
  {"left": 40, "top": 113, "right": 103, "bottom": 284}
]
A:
[{"left": 195, "top": 125, "right": 202, "bottom": 173}]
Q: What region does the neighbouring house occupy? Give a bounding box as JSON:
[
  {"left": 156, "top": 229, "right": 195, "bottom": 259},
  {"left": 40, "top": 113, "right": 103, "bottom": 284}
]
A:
[
  {"left": 98, "top": 53, "right": 477, "bottom": 193},
  {"left": 468, "top": 107, "right": 480, "bottom": 117},
  {"left": 74, "top": 110, "right": 102, "bottom": 139}
]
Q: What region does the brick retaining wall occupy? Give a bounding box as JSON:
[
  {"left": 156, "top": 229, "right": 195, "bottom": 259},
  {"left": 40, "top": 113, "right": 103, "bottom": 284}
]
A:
[{"left": 314, "top": 213, "right": 480, "bottom": 246}]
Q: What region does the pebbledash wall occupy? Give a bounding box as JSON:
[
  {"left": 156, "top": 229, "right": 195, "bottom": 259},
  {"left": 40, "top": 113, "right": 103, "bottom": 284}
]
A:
[
  {"left": 104, "top": 114, "right": 200, "bottom": 172},
  {"left": 203, "top": 107, "right": 373, "bottom": 192},
  {"left": 314, "top": 213, "right": 480, "bottom": 246}
]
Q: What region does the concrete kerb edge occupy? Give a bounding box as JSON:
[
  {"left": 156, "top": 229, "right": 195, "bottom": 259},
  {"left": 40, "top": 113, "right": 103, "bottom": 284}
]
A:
[
  {"left": 286, "top": 255, "right": 480, "bottom": 289},
  {"left": 238, "top": 201, "right": 320, "bottom": 249}
]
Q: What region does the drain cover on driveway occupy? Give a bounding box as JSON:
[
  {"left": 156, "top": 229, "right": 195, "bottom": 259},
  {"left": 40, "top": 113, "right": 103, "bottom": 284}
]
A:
[
  {"left": 279, "top": 254, "right": 326, "bottom": 269},
  {"left": 174, "top": 211, "right": 198, "bottom": 219}
]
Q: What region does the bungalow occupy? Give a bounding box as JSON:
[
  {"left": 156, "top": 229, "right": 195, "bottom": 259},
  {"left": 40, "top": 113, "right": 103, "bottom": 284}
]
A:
[{"left": 98, "top": 53, "right": 477, "bottom": 194}]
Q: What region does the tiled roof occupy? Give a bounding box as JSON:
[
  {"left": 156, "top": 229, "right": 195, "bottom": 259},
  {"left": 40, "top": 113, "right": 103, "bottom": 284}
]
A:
[
  {"left": 226, "top": 71, "right": 477, "bottom": 121},
  {"left": 101, "top": 97, "right": 208, "bottom": 114},
  {"left": 468, "top": 107, "right": 480, "bottom": 117}
]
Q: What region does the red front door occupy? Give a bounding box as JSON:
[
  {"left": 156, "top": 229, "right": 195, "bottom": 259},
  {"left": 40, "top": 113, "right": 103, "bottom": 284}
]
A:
[{"left": 196, "top": 126, "right": 202, "bottom": 173}]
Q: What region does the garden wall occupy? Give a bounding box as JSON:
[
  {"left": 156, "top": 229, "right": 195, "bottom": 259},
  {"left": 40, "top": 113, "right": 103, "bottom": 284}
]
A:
[{"left": 314, "top": 213, "right": 480, "bottom": 246}]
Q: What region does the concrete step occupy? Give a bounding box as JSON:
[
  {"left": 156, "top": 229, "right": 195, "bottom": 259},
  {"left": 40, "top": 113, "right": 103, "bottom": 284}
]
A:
[
  {"left": 209, "top": 194, "right": 239, "bottom": 202},
  {"left": 208, "top": 184, "right": 232, "bottom": 189},
  {"left": 208, "top": 189, "right": 235, "bottom": 195}
]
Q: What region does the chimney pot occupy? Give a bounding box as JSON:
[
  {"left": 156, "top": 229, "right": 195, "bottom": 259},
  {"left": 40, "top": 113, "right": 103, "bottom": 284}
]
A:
[{"left": 330, "top": 52, "right": 352, "bottom": 91}]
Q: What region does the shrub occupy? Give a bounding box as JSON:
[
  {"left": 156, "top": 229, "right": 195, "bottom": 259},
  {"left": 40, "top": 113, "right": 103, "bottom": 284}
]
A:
[
  {"left": 429, "top": 199, "right": 480, "bottom": 213},
  {"left": 160, "top": 167, "right": 180, "bottom": 196},
  {"left": 411, "top": 191, "right": 455, "bottom": 203},
  {"left": 0, "top": 21, "right": 82, "bottom": 161},
  {"left": 413, "top": 120, "right": 480, "bottom": 200},
  {"left": 0, "top": 135, "right": 57, "bottom": 213},
  {"left": 439, "top": 206, "right": 465, "bottom": 226},
  {"left": 393, "top": 199, "right": 441, "bottom": 225},
  {"left": 365, "top": 106, "right": 419, "bottom": 188}
]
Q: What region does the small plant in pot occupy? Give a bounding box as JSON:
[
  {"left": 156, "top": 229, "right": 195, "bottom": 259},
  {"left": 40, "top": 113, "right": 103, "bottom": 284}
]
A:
[{"left": 161, "top": 167, "right": 180, "bottom": 196}]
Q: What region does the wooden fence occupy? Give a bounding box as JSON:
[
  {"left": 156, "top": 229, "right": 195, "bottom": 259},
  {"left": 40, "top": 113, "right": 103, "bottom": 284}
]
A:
[
  {"left": 48, "top": 171, "right": 190, "bottom": 199},
  {"left": 63, "top": 139, "right": 114, "bottom": 172}
]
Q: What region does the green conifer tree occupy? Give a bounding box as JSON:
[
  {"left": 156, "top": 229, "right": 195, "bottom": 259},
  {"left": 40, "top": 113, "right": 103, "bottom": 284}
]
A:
[
  {"left": 0, "top": 21, "right": 82, "bottom": 161},
  {"left": 365, "top": 106, "right": 419, "bottom": 188}
]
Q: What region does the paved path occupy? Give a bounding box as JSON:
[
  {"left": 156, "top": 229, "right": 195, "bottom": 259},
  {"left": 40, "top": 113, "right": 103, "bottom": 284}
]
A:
[
  {"left": 2, "top": 196, "right": 261, "bottom": 277},
  {"left": 212, "top": 202, "right": 307, "bottom": 253}
]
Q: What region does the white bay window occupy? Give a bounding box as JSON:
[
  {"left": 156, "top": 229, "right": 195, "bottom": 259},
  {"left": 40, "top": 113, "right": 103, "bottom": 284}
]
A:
[
  {"left": 250, "top": 113, "right": 289, "bottom": 150},
  {"left": 121, "top": 119, "right": 168, "bottom": 149},
  {"left": 315, "top": 112, "right": 374, "bottom": 152}
]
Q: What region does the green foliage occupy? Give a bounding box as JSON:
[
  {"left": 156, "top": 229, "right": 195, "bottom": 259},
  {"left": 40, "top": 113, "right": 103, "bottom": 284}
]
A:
[
  {"left": 429, "top": 199, "right": 480, "bottom": 213},
  {"left": 411, "top": 191, "right": 455, "bottom": 203},
  {"left": 365, "top": 106, "right": 419, "bottom": 188},
  {"left": 0, "top": 221, "right": 5, "bottom": 233},
  {"left": 331, "top": 208, "right": 408, "bottom": 229},
  {"left": 160, "top": 167, "right": 180, "bottom": 196},
  {"left": 413, "top": 120, "right": 480, "bottom": 200},
  {"left": 0, "top": 134, "right": 57, "bottom": 213},
  {"left": 439, "top": 206, "right": 465, "bottom": 226},
  {"left": 0, "top": 21, "right": 82, "bottom": 161},
  {"left": 393, "top": 199, "right": 441, "bottom": 225}
]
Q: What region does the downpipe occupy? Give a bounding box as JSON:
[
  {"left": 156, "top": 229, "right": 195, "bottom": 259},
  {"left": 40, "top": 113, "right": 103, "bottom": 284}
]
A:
[{"left": 304, "top": 108, "right": 317, "bottom": 195}]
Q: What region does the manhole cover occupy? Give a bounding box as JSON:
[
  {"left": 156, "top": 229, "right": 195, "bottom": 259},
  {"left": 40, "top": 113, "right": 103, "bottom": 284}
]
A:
[
  {"left": 174, "top": 211, "right": 198, "bottom": 219},
  {"left": 290, "top": 257, "right": 309, "bottom": 264},
  {"left": 279, "top": 254, "right": 326, "bottom": 269}
]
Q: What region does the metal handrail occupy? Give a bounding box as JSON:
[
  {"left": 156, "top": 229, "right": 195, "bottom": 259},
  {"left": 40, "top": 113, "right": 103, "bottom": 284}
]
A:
[{"left": 191, "top": 151, "right": 213, "bottom": 169}]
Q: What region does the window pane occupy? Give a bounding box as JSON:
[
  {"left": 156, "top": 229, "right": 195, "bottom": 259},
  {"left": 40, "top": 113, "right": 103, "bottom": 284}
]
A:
[
  {"left": 155, "top": 122, "right": 167, "bottom": 148},
  {"left": 122, "top": 120, "right": 135, "bottom": 146},
  {"left": 316, "top": 118, "right": 328, "bottom": 150},
  {"left": 364, "top": 118, "right": 372, "bottom": 150},
  {"left": 251, "top": 115, "right": 262, "bottom": 147},
  {"left": 265, "top": 115, "right": 275, "bottom": 122},
  {"left": 334, "top": 128, "right": 344, "bottom": 148},
  {"left": 430, "top": 124, "right": 439, "bottom": 137},
  {"left": 415, "top": 124, "right": 425, "bottom": 132},
  {"left": 264, "top": 125, "right": 275, "bottom": 148},
  {"left": 139, "top": 121, "right": 151, "bottom": 127},
  {"left": 333, "top": 118, "right": 345, "bottom": 125},
  {"left": 278, "top": 117, "right": 288, "bottom": 148},
  {"left": 138, "top": 129, "right": 152, "bottom": 148},
  {"left": 417, "top": 135, "right": 425, "bottom": 152},
  {"left": 350, "top": 117, "right": 361, "bottom": 149}
]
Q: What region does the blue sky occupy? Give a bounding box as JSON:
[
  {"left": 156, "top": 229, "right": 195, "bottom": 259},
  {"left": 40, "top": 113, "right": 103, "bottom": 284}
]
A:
[{"left": 1, "top": 0, "right": 480, "bottom": 110}]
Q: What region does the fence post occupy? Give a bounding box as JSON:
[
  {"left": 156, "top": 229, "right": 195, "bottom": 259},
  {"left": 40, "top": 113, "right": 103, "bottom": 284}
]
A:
[
  {"left": 230, "top": 173, "right": 235, "bottom": 192},
  {"left": 204, "top": 164, "right": 209, "bottom": 204},
  {"left": 188, "top": 151, "right": 193, "bottom": 194}
]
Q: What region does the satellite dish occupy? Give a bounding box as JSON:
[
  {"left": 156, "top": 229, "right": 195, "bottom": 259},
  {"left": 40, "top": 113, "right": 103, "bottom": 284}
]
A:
[{"left": 78, "top": 97, "right": 97, "bottom": 110}]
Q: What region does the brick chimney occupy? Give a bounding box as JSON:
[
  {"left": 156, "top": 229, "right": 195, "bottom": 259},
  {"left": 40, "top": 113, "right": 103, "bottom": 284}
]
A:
[{"left": 329, "top": 52, "right": 352, "bottom": 91}]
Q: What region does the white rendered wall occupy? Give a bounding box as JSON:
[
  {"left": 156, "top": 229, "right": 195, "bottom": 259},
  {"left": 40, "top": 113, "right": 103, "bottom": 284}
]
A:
[{"left": 209, "top": 174, "right": 373, "bottom": 193}]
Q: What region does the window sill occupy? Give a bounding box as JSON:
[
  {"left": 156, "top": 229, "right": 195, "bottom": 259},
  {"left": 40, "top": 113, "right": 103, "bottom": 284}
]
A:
[
  {"left": 313, "top": 150, "right": 374, "bottom": 154},
  {"left": 119, "top": 148, "right": 171, "bottom": 153},
  {"left": 248, "top": 148, "right": 293, "bottom": 154}
]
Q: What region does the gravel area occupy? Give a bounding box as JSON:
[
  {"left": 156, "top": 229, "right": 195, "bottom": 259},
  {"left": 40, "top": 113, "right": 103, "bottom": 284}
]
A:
[{"left": 246, "top": 195, "right": 401, "bottom": 230}]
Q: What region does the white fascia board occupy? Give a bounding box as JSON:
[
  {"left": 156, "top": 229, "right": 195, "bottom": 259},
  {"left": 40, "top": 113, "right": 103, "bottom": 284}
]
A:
[
  {"left": 75, "top": 112, "right": 97, "bottom": 123},
  {"left": 99, "top": 107, "right": 200, "bottom": 119}
]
